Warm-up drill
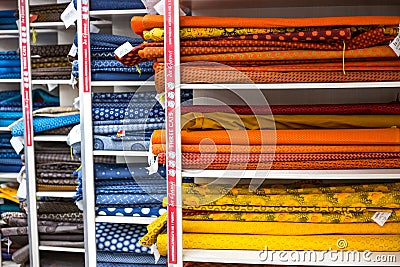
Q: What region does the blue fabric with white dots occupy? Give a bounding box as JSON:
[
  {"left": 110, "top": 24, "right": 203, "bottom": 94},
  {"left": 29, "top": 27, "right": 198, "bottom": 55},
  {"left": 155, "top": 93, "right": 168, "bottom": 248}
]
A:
[
  {"left": 97, "top": 251, "right": 166, "bottom": 264},
  {"left": 96, "top": 207, "right": 166, "bottom": 218},
  {"left": 96, "top": 223, "right": 151, "bottom": 253}
]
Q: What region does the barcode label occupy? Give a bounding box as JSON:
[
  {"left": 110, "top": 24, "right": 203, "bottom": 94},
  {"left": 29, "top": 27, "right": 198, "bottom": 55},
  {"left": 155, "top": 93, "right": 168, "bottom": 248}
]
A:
[{"left": 389, "top": 26, "right": 400, "bottom": 57}]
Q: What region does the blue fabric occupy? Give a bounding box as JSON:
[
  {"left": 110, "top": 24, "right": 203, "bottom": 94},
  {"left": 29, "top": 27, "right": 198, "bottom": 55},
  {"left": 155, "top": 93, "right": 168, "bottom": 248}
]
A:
[
  {"left": 93, "top": 117, "right": 164, "bottom": 125},
  {"left": 95, "top": 184, "right": 165, "bottom": 194},
  {"left": 93, "top": 123, "right": 164, "bottom": 135},
  {"left": 0, "top": 158, "right": 22, "bottom": 166},
  {"left": 0, "top": 60, "right": 20, "bottom": 68},
  {"left": 0, "top": 120, "right": 15, "bottom": 127},
  {"left": 92, "top": 91, "right": 158, "bottom": 103},
  {"left": 0, "top": 51, "right": 19, "bottom": 60},
  {"left": 97, "top": 251, "right": 166, "bottom": 264},
  {"left": 96, "top": 207, "right": 166, "bottom": 218},
  {"left": 96, "top": 194, "right": 163, "bottom": 206},
  {"left": 0, "top": 10, "right": 16, "bottom": 17},
  {"left": 11, "top": 114, "right": 80, "bottom": 136},
  {"left": 73, "top": 0, "right": 145, "bottom": 10},
  {"left": 74, "top": 33, "right": 143, "bottom": 49},
  {"left": 96, "top": 223, "right": 151, "bottom": 253},
  {"left": 94, "top": 163, "right": 165, "bottom": 180},
  {"left": 95, "top": 179, "right": 165, "bottom": 187},
  {"left": 0, "top": 17, "right": 17, "bottom": 25},
  {"left": 97, "top": 263, "right": 162, "bottom": 267},
  {"left": 0, "top": 112, "right": 23, "bottom": 119},
  {"left": 91, "top": 60, "right": 154, "bottom": 73},
  {"left": 93, "top": 135, "right": 149, "bottom": 151},
  {"left": 91, "top": 52, "right": 116, "bottom": 60},
  {"left": 0, "top": 24, "right": 18, "bottom": 30},
  {"left": 0, "top": 165, "right": 22, "bottom": 172},
  {"left": 111, "top": 135, "right": 150, "bottom": 141},
  {"left": 92, "top": 102, "right": 158, "bottom": 108},
  {"left": 92, "top": 107, "right": 164, "bottom": 120},
  {"left": 0, "top": 67, "right": 20, "bottom": 75}
]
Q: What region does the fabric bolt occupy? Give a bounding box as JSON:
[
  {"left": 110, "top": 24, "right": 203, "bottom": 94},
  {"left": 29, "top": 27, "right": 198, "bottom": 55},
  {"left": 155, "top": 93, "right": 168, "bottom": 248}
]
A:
[
  {"left": 93, "top": 135, "right": 150, "bottom": 151},
  {"left": 11, "top": 114, "right": 80, "bottom": 136},
  {"left": 96, "top": 223, "right": 151, "bottom": 253},
  {"left": 180, "top": 103, "right": 400, "bottom": 115},
  {"left": 93, "top": 123, "right": 164, "bottom": 135},
  {"left": 96, "top": 194, "right": 164, "bottom": 206},
  {"left": 20, "top": 201, "right": 81, "bottom": 214},
  {"left": 152, "top": 128, "right": 400, "bottom": 145},
  {"left": 94, "top": 163, "right": 165, "bottom": 179},
  {"left": 152, "top": 144, "right": 400, "bottom": 154},
  {"left": 97, "top": 251, "right": 166, "bottom": 264},
  {"left": 96, "top": 207, "right": 166, "bottom": 217},
  {"left": 36, "top": 178, "right": 77, "bottom": 185},
  {"left": 92, "top": 91, "right": 161, "bottom": 103},
  {"left": 93, "top": 117, "right": 165, "bottom": 125},
  {"left": 36, "top": 185, "right": 77, "bottom": 192},
  {"left": 92, "top": 107, "right": 164, "bottom": 121},
  {"left": 131, "top": 15, "right": 400, "bottom": 34},
  {"left": 31, "top": 44, "right": 71, "bottom": 57},
  {"left": 182, "top": 210, "right": 400, "bottom": 223},
  {"left": 182, "top": 113, "right": 400, "bottom": 130},
  {"left": 156, "top": 234, "right": 400, "bottom": 255},
  {"left": 97, "top": 264, "right": 162, "bottom": 267}
]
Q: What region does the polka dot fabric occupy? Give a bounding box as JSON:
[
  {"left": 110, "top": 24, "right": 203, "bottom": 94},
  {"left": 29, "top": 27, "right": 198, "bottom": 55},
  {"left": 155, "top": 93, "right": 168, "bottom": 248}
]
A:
[{"left": 96, "top": 223, "right": 151, "bottom": 254}]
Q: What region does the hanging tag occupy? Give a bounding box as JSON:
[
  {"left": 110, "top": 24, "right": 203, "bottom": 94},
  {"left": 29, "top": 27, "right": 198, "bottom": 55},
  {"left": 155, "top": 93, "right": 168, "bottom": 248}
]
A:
[
  {"left": 155, "top": 93, "right": 165, "bottom": 109},
  {"left": 389, "top": 25, "right": 400, "bottom": 57},
  {"left": 60, "top": 1, "right": 78, "bottom": 29},
  {"left": 114, "top": 42, "right": 133, "bottom": 58},
  {"left": 47, "top": 84, "right": 57, "bottom": 91},
  {"left": 66, "top": 124, "right": 81, "bottom": 146},
  {"left": 16, "top": 179, "right": 27, "bottom": 199},
  {"left": 151, "top": 244, "right": 161, "bottom": 263},
  {"left": 73, "top": 96, "right": 80, "bottom": 110},
  {"left": 372, "top": 211, "right": 392, "bottom": 226},
  {"left": 10, "top": 136, "right": 24, "bottom": 154},
  {"left": 90, "top": 22, "right": 100, "bottom": 33},
  {"left": 147, "top": 156, "right": 159, "bottom": 175},
  {"left": 68, "top": 44, "right": 78, "bottom": 58}
]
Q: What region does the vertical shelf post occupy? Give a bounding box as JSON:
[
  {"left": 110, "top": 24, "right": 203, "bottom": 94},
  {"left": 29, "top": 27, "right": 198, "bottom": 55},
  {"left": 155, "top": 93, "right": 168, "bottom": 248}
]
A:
[
  {"left": 165, "top": 0, "right": 183, "bottom": 265},
  {"left": 76, "top": 0, "right": 97, "bottom": 265},
  {"left": 18, "top": 0, "right": 40, "bottom": 265}
]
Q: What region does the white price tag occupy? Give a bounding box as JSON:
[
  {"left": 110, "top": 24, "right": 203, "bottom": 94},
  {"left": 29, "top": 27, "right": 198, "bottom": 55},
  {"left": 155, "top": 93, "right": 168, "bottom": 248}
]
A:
[
  {"left": 47, "top": 84, "right": 57, "bottom": 91},
  {"left": 147, "top": 156, "right": 159, "bottom": 175},
  {"left": 114, "top": 42, "right": 133, "bottom": 58},
  {"left": 389, "top": 25, "right": 400, "bottom": 57},
  {"left": 90, "top": 23, "right": 100, "bottom": 33},
  {"left": 153, "top": 1, "right": 165, "bottom": 15},
  {"left": 66, "top": 124, "right": 81, "bottom": 146},
  {"left": 10, "top": 136, "right": 24, "bottom": 154},
  {"left": 16, "top": 179, "right": 27, "bottom": 199},
  {"left": 60, "top": 1, "right": 78, "bottom": 29},
  {"left": 68, "top": 44, "right": 78, "bottom": 57},
  {"left": 150, "top": 244, "right": 161, "bottom": 263},
  {"left": 372, "top": 211, "right": 392, "bottom": 226}
]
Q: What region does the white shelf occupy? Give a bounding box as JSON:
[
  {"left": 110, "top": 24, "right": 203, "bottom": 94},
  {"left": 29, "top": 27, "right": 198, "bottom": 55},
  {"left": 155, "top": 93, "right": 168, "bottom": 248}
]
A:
[
  {"left": 183, "top": 250, "right": 400, "bottom": 266},
  {"left": 91, "top": 81, "right": 155, "bottom": 87},
  {"left": 33, "top": 135, "right": 67, "bottom": 142},
  {"left": 93, "top": 150, "right": 149, "bottom": 157},
  {"left": 36, "top": 191, "right": 76, "bottom": 198},
  {"left": 2, "top": 261, "right": 21, "bottom": 267},
  {"left": 32, "top": 80, "right": 72, "bottom": 85},
  {"left": 181, "top": 82, "right": 400, "bottom": 90},
  {"left": 38, "top": 246, "right": 85, "bottom": 253},
  {"left": 95, "top": 216, "right": 156, "bottom": 224},
  {"left": 0, "top": 172, "right": 18, "bottom": 181},
  {"left": 90, "top": 9, "right": 148, "bottom": 16},
  {"left": 0, "top": 79, "right": 21, "bottom": 83},
  {"left": 183, "top": 169, "right": 400, "bottom": 179},
  {"left": 31, "top": 20, "right": 111, "bottom": 28},
  {"left": 0, "top": 127, "right": 11, "bottom": 132}
]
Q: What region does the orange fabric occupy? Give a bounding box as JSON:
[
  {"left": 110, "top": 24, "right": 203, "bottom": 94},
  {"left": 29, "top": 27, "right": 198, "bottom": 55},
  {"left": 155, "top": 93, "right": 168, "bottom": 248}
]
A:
[
  {"left": 131, "top": 15, "right": 400, "bottom": 35},
  {"left": 151, "top": 144, "right": 400, "bottom": 155},
  {"left": 183, "top": 159, "right": 400, "bottom": 170},
  {"left": 151, "top": 128, "right": 400, "bottom": 145}
]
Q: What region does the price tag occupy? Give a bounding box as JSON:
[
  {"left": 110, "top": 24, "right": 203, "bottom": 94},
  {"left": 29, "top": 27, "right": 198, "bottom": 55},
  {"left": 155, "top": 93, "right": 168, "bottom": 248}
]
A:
[
  {"left": 90, "top": 22, "right": 100, "bottom": 33},
  {"left": 61, "top": 1, "right": 78, "bottom": 29},
  {"left": 151, "top": 244, "right": 161, "bottom": 263},
  {"left": 16, "top": 179, "right": 27, "bottom": 199},
  {"left": 389, "top": 25, "right": 400, "bottom": 57},
  {"left": 68, "top": 44, "right": 78, "bottom": 57},
  {"left": 372, "top": 211, "right": 392, "bottom": 226},
  {"left": 114, "top": 42, "right": 133, "bottom": 58},
  {"left": 154, "top": 1, "right": 165, "bottom": 15},
  {"left": 10, "top": 136, "right": 24, "bottom": 154},
  {"left": 47, "top": 84, "right": 57, "bottom": 91}
]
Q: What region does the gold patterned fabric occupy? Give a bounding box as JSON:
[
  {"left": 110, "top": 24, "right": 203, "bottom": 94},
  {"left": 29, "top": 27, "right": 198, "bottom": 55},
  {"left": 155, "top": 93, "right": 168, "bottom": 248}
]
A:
[
  {"left": 139, "top": 213, "right": 166, "bottom": 247},
  {"left": 156, "top": 234, "right": 400, "bottom": 255}
]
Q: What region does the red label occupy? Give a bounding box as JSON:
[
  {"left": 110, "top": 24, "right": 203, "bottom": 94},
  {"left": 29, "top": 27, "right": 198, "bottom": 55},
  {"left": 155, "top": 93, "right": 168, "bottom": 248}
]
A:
[
  {"left": 19, "top": 0, "right": 32, "bottom": 147},
  {"left": 165, "top": 0, "right": 178, "bottom": 264},
  {"left": 81, "top": 0, "right": 90, "bottom": 93}
]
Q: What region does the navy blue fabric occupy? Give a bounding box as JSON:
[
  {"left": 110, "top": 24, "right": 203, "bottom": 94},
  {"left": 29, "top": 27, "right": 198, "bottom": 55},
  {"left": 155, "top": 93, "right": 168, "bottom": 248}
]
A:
[
  {"left": 94, "top": 163, "right": 165, "bottom": 180},
  {"left": 97, "top": 251, "right": 166, "bottom": 264},
  {"left": 73, "top": 0, "right": 145, "bottom": 11},
  {"left": 96, "top": 207, "right": 166, "bottom": 218}
]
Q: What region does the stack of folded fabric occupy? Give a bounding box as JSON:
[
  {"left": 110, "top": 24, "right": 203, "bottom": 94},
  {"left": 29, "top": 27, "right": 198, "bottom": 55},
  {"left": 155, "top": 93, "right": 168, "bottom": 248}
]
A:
[
  {"left": 73, "top": 0, "right": 145, "bottom": 10},
  {"left": 116, "top": 15, "right": 400, "bottom": 92},
  {"left": 139, "top": 180, "right": 400, "bottom": 255},
  {"left": 31, "top": 44, "right": 73, "bottom": 80},
  {"left": 151, "top": 102, "right": 400, "bottom": 170},
  {"left": 96, "top": 222, "right": 166, "bottom": 267},
  {"left": 0, "top": 10, "right": 18, "bottom": 30},
  {"left": 15, "top": 3, "right": 68, "bottom": 23},
  {"left": 0, "top": 50, "right": 20, "bottom": 79},
  {"left": 0, "top": 133, "right": 22, "bottom": 173},
  {"left": 71, "top": 33, "right": 154, "bottom": 81},
  {"left": 2, "top": 209, "right": 85, "bottom": 265}
]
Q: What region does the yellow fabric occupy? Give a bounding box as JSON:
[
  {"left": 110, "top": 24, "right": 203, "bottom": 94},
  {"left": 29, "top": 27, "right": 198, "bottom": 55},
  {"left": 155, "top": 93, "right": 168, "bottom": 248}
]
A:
[
  {"left": 36, "top": 184, "right": 77, "bottom": 191},
  {"left": 183, "top": 210, "right": 400, "bottom": 223},
  {"left": 183, "top": 191, "right": 400, "bottom": 209},
  {"left": 144, "top": 27, "right": 296, "bottom": 42},
  {"left": 182, "top": 221, "right": 400, "bottom": 235},
  {"left": 0, "top": 193, "right": 19, "bottom": 204},
  {"left": 183, "top": 182, "right": 400, "bottom": 196},
  {"left": 184, "top": 205, "right": 368, "bottom": 213},
  {"left": 156, "top": 234, "right": 400, "bottom": 255},
  {"left": 140, "top": 213, "right": 167, "bottom": 247},
  {"left": 181, "top": 112, "right": 400, "bottom": 130}
]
